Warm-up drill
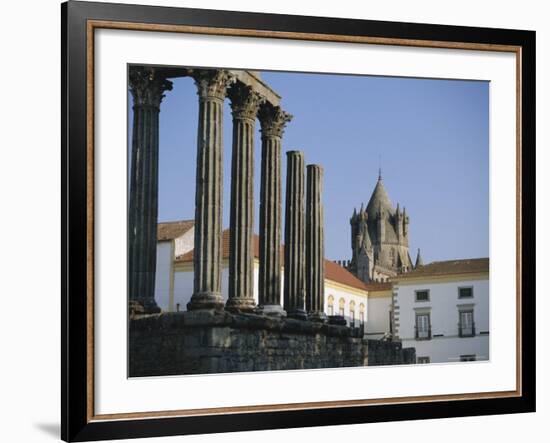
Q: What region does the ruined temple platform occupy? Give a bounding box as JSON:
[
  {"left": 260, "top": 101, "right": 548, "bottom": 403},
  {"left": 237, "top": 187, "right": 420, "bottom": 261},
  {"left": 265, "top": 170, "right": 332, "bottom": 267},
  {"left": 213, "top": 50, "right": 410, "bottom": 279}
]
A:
[{"left": 129, "top": 310, "right": 415, "bottom": 376}]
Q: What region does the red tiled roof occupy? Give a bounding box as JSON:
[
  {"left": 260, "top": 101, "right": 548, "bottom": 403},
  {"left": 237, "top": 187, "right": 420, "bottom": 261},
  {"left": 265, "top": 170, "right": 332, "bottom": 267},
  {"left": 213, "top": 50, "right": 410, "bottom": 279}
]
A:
[
  {"left": 157, "top": 220, "right": 194, "bottom": 241},
  {"left": 397, "top": 258, "right": 489, "bottom": 279},
  {"left": 176, "top": 229, "right": 367, "bottom": 292},
  {"left": 324, "top": 260, "right": 368, "bottom": 291}
]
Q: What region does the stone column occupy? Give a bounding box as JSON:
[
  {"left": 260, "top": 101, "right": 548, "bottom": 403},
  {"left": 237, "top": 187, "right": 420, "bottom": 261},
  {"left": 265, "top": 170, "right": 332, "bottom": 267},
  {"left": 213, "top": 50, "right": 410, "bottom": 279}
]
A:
[
  {"left": 257, "top": 104, "right": 292, "bottom": 316},
  {"left": 284, "top": 151, "right": 307, "bottom": 319},
  {"left": 187, "top": 69, "right": 235, "bottom": 311},
  {"left": 128, "top": 67, "right": 172, "bottom": 313},
  {"left": 225, "top": 84, "right": 264, "bottom": 312},
  {"left": 306, "top": 164, "right": 327, "bottom": 322}
]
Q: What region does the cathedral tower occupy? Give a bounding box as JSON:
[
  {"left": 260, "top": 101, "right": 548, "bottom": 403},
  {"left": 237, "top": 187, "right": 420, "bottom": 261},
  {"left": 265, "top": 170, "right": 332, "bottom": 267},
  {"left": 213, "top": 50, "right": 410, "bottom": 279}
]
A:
[{"left": 349, "top": 173, "right": 413, "bottom": 282}]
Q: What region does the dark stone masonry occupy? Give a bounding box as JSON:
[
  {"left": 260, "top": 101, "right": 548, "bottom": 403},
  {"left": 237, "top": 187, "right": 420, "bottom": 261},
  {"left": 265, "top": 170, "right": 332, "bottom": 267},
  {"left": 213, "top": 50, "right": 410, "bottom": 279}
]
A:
[{"left": 129, "top": 311, "right": 415, "bottom": 376}]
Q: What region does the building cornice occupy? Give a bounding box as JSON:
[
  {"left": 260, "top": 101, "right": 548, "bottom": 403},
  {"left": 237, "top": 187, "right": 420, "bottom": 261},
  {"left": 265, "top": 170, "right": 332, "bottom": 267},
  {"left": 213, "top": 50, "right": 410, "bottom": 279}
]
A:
[{"left": 368, "top": 290, "right": 393, "bottom": 298}]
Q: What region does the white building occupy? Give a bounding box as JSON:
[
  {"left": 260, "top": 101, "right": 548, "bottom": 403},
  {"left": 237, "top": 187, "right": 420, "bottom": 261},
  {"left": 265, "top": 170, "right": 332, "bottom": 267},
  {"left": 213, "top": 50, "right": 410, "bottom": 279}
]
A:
[
  {"left": 154, "top": 220, "right": 369, "bottom": 326},
  {"left": 391, "top": 258, "right": 489, "bottom": 364},
  {"left": 363, "top": 282, "right": 393, "bottom": 340}
]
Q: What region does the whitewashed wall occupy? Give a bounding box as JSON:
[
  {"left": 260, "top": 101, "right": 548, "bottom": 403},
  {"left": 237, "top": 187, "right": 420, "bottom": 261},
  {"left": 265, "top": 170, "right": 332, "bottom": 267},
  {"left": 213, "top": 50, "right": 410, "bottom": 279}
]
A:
[
  {"left": 365, "top": 294, "right": 392, "bottom": 338},
  {"left": 395, "top": 277, "right": 489, "bottom": 363},
  {"left": 174, "top": 227, "right": 195, "bottom": 257},
  {"left": 324, "top": 284, "right": 368, "bottom": 327},
  {"left": 410, "top": 336, "right": 490, "bottom": 363},
  {"left": 164, "top": 257, "right": 367, "bottom": 322},
  {"left": 154, "top": 241, "right": 174, "bottom": 311},
  {"left": 172, "top": 261, "right": 264, "bottom": 311}
]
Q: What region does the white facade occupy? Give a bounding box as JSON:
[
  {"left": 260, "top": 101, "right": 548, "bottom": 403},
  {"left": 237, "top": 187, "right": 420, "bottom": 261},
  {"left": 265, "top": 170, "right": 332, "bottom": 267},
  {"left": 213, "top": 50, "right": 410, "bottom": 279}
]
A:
[
  {"left": 324, "top": 284, "right": 368, "bottom": 328},
  {"left": 154, "top": 238, "right": 368, "bottom": 326},
  {"left": 394, "top": 275, "right": 489, "bottom": 364},
  {"left": 173, "top": 226, "right": 194, "bottom": 257},
  {"left": 171, "top": 261, "right": 260, "bottom": 312},
  {"left": 365, "top": 292, "right": 392, "bottom": 339},
  {"left": 154, "top": 241, "right": 174, "bottom": 311}
]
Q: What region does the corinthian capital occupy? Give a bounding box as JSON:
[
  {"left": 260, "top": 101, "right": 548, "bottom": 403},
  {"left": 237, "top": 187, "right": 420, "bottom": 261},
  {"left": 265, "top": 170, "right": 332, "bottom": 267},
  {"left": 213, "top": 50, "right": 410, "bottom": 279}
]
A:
[
  {"left": 228, "top": 83, "right": 265, "bottom": 122},
  {"left": 258, "top": 103, "right": 293, "bottom": 138},
  {"left": 192, "top": 69, "right": 236, "bottom": 101},
  {"left": 128, "top": 67, "right": 173, "bottom": 108}
]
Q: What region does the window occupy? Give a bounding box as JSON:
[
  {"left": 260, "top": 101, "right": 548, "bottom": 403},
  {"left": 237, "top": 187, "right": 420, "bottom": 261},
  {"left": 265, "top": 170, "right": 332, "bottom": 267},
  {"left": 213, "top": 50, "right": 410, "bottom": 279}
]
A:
[
  {"left": 349, "top": 301, "right": 356, "bottom": 327},
  {"left": 458, "top": 287, "right": 473, "bottom": 299},
  {"left": 327, "top": 295, "right": 334, "bottom": 316},
  {"left": 460, "top": 355, "right": 477, "bottom": 362},
  {"left": 458, "top": 310, "right": 475, "bottom": 337},
  {"left": 359, "top": 304, "right": 365, "bottom": 328},
  {"left": 417, "top": 356, "right": 430, "bottom": 364},
  {"left": 415, "top": 313, "right": 431, "bottom": 340},
  {"left": 389, "top": 311, "right": 393, "bottom": 333},
  {"left": 339, "top": 298, "right": 345, "bottom": 316},
  {"left": 415, "top": 290, "right": 430, "bottom": 302}
]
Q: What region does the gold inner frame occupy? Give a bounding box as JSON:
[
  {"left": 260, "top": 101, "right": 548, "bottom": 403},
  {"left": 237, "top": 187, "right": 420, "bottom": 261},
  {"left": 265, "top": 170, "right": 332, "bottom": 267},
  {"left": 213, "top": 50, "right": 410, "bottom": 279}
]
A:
[{"left": 85, "top": 19, "right": 523, "bottom": 423}]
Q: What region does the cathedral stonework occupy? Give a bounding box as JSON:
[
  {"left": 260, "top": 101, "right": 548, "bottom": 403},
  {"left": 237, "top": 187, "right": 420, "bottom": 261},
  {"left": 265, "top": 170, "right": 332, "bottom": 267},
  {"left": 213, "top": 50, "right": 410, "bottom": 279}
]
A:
[{"left": 348, "top": 172, "right": 418, "bottom": 283}]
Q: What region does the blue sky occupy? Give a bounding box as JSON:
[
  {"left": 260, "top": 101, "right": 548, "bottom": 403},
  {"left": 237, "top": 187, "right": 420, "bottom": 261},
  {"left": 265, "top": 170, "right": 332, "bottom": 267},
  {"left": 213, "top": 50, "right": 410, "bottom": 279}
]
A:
[{"left": 129, "top": 70, "right": 489, "bottom": 264}]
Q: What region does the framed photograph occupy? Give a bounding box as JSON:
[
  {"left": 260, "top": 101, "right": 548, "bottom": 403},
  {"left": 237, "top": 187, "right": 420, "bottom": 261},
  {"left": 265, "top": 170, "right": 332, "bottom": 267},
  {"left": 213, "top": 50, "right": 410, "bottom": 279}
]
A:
[{"left": 62, "top": 0, "right": 535, "bottom": 441}]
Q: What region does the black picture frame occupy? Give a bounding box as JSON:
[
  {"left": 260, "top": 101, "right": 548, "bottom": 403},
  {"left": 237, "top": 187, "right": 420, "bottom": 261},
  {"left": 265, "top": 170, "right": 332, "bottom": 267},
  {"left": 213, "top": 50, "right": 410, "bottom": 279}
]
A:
[{"left": 62, "top": 1, "right": 536, "bottom": 441}]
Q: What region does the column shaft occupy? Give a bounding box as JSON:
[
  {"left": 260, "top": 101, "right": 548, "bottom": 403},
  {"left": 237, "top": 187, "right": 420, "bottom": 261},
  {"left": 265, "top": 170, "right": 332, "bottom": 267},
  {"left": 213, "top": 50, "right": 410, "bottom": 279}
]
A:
[
  {"left": 128, "top": 67, "right": 172, "bottom": 314},
  {"left": 226, "top": 85, "right": 263, "bottom": 312},
  {"left": 284, "top": 151, "right": 307, "bottom": 319},
  {"left": 306, "top": 164, "right": 326, "bottom": 322},
  {"left": 257, "top": 104, "right": 292, "bottom": 316},
  {"left": 187, "top": 70, "right": 235, "bottom": 311}
]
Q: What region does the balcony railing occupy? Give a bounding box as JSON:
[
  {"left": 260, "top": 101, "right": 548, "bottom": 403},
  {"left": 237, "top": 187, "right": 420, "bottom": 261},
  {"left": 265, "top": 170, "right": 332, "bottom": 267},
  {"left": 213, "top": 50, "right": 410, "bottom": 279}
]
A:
[
  {"left": 415, "top": 326, "right": 432, "bottom": 340},
  {"left": 458, "top": 322, "right": 476, "bottom": 337}
]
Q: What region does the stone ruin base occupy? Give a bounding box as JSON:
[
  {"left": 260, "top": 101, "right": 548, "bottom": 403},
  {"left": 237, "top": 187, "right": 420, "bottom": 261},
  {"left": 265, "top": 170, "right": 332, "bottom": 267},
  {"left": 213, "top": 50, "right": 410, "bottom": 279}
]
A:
[{"left": 129, "top": 310, "right": 415, "bottom": 377}]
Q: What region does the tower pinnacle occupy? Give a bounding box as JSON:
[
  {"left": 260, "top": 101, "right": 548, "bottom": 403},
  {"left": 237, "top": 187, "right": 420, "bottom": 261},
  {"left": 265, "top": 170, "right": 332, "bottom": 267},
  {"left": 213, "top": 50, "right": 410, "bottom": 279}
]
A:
[{"left": 415, "top": 248, "right": 424, "bottom": 268}]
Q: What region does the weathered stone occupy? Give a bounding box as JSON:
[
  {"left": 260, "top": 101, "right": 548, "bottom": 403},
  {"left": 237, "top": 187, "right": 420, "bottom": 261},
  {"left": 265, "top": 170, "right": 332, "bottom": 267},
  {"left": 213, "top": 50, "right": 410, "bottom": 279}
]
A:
[
  {"left": 187, "top": 70, "right": 235, "bottom": 311},
  {"left": 129, "top": 311, "right": 415, "bottom": 376},
  {"left": 348, "top": 173, "right": 414, "bottom": 283},
  {"left": 256, "top": 103, "right": 292, "bottom": 316},
  {"left": 128, "top": 66, "right": 172, "bottom": 314},
  {"left": 226, "top": 83, "right": 264, "bottom": 312},
  {"left": 306, "top": 164, "right": 327, "bottom": 322},
  {"left": 328, "top": 315, "right": 347, "bottom": 326},
  {"left": 284, "top": 151, "right": 307, "bottom": 320}
]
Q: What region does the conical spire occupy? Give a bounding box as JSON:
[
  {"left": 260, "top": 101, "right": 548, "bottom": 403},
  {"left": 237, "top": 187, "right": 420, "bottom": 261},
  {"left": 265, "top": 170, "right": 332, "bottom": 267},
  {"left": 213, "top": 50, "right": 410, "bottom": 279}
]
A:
[
  {"left": 415, "top": 248, "right": 424, "bottom": 268},
  {"left": 367, "top": 176, "right": 393, "bottom": 221}
]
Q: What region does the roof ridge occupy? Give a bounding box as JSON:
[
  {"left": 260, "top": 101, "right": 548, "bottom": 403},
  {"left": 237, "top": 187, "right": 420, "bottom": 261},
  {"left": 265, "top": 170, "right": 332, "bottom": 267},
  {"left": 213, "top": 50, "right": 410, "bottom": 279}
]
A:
[
  {"left": 427, "top": 257, "right": 489, "bottom": 264},
  {"left": 158, "top": 219, "right": 194, "bottom": 224}
]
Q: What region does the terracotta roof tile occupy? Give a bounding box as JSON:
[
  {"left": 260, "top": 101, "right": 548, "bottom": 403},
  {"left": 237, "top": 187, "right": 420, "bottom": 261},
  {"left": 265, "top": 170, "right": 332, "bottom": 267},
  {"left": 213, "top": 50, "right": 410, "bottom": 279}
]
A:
[
  {"left": 324, "top": 260, "right": 368, "bottom": 291},
  {"left": 157, "top": 220, "right": 194, "bottom": 241},
  {"left": 176, "top": 228, "right": 367, "bottom": 291},
  {"left": 397, "top": 258, "right": 489, "bottom": 279}
]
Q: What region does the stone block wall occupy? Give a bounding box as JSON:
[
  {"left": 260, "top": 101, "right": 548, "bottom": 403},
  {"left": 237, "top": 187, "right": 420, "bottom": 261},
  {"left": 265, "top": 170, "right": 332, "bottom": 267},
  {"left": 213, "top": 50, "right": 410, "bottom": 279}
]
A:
[
  {"left": 129, "top": 310, "right": 415, "bottom": 377},
  {"left": 365, "top": 338, "right": 416, "bottom": 366}
]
